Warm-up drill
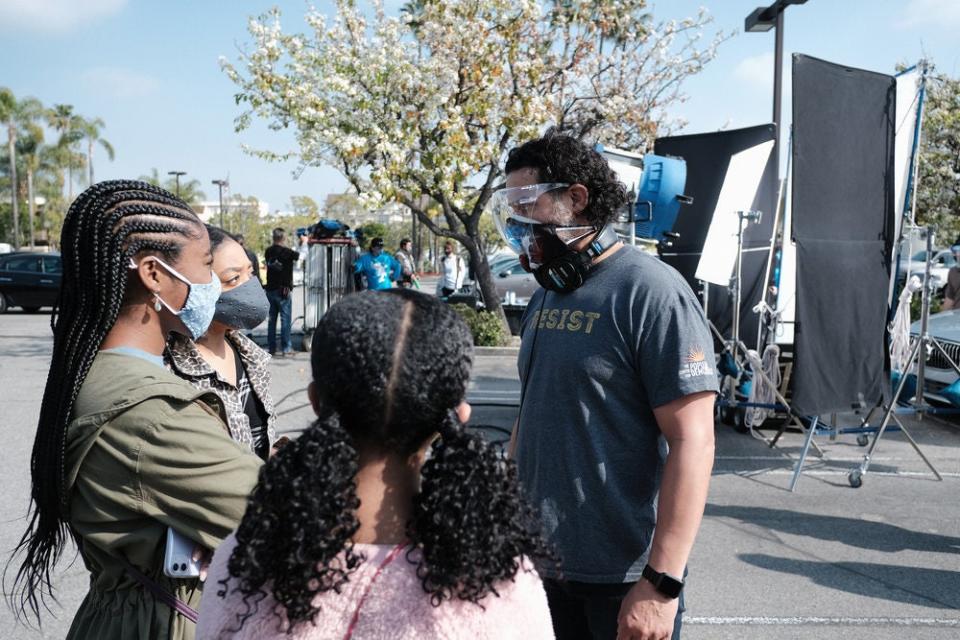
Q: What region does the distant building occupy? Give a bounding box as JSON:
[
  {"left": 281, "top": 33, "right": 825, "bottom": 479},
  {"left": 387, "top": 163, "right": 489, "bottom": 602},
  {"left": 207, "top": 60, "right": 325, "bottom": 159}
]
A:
[
  {"left": 323, "top": 193, "right": 407, "bottom": 226},
  {"left": 192, "top": 200, "right": 271, "bottom": 223}
]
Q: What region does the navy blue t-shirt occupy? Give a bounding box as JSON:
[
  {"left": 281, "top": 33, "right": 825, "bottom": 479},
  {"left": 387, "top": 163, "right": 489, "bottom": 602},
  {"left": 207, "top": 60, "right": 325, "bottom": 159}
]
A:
[{"left": 516, "top": 245, "right": 718, "bottom": 582}]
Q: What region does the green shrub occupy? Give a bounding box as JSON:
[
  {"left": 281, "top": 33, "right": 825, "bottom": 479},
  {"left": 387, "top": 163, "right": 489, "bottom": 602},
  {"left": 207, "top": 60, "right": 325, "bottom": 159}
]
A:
[
  {"left": 449, "top": 303, "right": 507, "bottom": 347},
  {"left": 910, "top": 291, "right": 942, "bottom": 322}
]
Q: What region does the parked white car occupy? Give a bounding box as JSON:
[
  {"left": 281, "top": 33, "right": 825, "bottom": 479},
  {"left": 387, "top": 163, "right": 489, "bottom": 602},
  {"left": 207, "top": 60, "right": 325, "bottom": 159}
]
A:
[
  {"left": 910, "top": 308, "right": 960, "bottom": 404},
  {"left": 907, "top": 250, "right": 956, "bottom": 291},
  {"left": 492, "top": 258, "right": 538, "bottom": 303}
]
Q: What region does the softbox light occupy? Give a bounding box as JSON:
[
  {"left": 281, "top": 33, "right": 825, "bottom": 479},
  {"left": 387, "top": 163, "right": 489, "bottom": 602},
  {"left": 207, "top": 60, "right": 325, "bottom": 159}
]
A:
[{"left": 655, "top": 125, "right": 778, "bottom": 351}]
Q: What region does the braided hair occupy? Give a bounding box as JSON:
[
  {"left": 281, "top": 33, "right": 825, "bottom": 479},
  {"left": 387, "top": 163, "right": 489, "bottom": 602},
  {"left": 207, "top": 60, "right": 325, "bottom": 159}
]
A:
[
  {"left": 8, "top": 180, "right": 205, "bottom": 622},
  {"left": 220, "top": 289, "right": 553, "bottom": 632}
]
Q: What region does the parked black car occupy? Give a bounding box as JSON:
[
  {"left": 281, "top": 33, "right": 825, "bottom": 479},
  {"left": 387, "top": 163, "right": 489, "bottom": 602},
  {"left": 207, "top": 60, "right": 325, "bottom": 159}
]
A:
[{"left": 0, "top": 252, "right": 62, "bottom": 313}]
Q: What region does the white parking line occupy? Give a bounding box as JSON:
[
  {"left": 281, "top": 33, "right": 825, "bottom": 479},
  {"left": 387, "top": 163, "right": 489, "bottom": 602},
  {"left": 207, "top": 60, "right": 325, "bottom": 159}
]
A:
[
  {"left": 686, "top": 616, "right": 960, "bottom": 627},
  {"left": 466, "top": 390, "right": 520, "bottom": 396},
  {"left": 715, "top": 468, "right": 960, "bottom": 478},
  {"left": 715, "top": 455, "right": 921, "bottom": 461}
]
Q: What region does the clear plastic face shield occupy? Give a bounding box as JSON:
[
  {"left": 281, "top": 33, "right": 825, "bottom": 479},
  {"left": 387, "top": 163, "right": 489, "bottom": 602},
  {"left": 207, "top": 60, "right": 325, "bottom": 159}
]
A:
[{"left": 488, "top": 183, "right": 596, "bottom": 269}]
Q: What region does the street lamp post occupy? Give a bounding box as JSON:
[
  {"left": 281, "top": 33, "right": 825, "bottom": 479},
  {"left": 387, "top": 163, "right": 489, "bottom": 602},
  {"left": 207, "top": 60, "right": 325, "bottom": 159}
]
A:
[
  {"left": 211, "top": 179, "right": 229, "bottom": 228},
  {"left": 168, "top": 170, "right": 186, "bottom": 198},
  {"left": 745, "top": 0, "right": 809, "bottom": 177}
]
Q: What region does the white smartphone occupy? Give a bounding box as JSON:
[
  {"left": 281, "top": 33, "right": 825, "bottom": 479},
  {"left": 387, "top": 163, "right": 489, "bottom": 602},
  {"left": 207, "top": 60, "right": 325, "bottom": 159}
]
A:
[{"left": 163, "top": 527, "right": 202, "bottom": 578}]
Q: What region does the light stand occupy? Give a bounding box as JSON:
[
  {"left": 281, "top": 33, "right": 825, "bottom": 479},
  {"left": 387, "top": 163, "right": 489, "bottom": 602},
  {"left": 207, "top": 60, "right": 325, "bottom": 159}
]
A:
[
  {"left": 711, "top": 208, "right": 826, "bottom": 458},
  {"left": 846, "top": 228, "right": 948, "bottom": 487},
  {"left": 716, "top": 210, "right": 764, "bottom": 404},
  {"left": 732, "top": 210, "right": 762, "bottom": 354}
]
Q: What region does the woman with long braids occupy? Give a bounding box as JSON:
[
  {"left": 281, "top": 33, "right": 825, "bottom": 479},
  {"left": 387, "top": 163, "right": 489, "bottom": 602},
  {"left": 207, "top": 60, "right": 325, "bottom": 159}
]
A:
[
  {"left": 10, "top": 181, "right": 262, "bottom": 639},
  {"left": 198, "top": 289, "right": 555, "bottom": 639}
]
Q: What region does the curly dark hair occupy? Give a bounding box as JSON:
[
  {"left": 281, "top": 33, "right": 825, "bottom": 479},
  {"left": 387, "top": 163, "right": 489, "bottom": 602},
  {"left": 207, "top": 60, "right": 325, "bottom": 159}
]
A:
[
  {"left": 219, "top": 289, "right": 553, "bottom": 632},
  {"left": 505, "top": 129, "right": 629, "bottom": 226}
]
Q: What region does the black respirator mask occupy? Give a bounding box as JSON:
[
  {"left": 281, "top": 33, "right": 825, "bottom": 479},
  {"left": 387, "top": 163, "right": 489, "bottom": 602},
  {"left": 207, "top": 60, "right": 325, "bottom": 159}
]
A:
[
  {"left": 489, "top": 182, "right": 619, "bottom": 293},
  {"left": 520, "top": 225, "right": 620, "bottom": 293}
]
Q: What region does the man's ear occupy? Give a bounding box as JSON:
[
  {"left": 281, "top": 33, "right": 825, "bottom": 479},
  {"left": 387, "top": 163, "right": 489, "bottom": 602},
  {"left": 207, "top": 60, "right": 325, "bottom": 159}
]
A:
[
  {"left": 307, "top": 381, "right": 321, "bottom": 416},
  {"left": 568, "top": 183, "right": 590, "bottom": 217}
]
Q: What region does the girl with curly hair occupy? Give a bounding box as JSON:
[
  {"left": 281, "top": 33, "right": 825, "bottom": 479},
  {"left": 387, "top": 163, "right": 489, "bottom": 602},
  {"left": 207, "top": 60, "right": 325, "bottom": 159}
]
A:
[{"left": 197, "top": 289, "right": 555, "bottom": 639}]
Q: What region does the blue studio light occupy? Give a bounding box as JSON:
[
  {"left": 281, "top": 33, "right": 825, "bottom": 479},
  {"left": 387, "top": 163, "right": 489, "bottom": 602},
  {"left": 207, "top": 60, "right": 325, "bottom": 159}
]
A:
[{"left": 635, "top": 154, "right": 687, "bottom": 242}]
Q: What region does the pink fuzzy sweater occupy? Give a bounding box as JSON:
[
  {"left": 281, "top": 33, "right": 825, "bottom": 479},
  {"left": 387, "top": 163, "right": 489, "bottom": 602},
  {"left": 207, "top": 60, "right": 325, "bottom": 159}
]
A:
[{"left": 197, "top": 533, "right": 555, "bottom": 640}]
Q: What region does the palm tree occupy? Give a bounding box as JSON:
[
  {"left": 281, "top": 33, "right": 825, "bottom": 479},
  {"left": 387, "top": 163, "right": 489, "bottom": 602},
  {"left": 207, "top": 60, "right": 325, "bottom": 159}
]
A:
[
  {"left": 400, "top": 0, "right": 427, "bottom": 31},
  {"left": 17, "top": 123, "right": 45, "bottom": 247},
  {"left": 138, "top": 168, "right": 206, "bottom": 205},
  {"left": 0, "top": 88, "right": 19, "bottom": 247},
  {"left": 1, "top": 89, "right": 44, "bottom": 248},
  {"left": 80, "top": 117, "right": 114, "bottom": 185},
  {"left": 47, "top": 104, "right": 86, "bottom": 201}
]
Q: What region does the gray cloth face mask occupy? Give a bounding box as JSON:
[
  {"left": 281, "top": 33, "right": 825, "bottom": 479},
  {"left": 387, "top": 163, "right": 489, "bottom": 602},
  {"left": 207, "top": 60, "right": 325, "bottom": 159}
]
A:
[{"left": 213, "top": 277, "right": 270, "bottom": 330}]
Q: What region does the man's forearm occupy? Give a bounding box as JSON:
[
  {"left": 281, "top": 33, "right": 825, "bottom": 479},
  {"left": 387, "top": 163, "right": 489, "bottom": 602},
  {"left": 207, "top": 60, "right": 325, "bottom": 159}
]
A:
[{"left": 647, "top": 430, "right": 714, "bottom": 577}]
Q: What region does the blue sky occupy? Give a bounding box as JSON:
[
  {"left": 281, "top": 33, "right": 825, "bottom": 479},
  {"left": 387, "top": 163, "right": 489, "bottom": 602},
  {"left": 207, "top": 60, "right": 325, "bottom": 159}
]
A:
[{"left": 1, "top": 0, "right": 957, "bottom": 213}]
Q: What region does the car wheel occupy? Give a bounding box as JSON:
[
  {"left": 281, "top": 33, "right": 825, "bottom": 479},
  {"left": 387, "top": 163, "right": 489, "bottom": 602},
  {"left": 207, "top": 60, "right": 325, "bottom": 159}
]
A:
[{"left": 0, "top": 295, "right": 7, "bottom": 314}]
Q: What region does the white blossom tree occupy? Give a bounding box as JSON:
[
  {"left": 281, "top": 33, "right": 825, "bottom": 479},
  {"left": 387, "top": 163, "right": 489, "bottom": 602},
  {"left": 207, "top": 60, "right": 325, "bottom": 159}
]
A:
[{"left": 222, "top": 0, "right": 727, "bottom": 318}]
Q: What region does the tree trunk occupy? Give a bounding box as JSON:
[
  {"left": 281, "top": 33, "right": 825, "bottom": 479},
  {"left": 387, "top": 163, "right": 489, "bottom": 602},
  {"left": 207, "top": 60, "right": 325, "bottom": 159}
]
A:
[
  {"left": 463, "top": 239, "right": 507, "bottom": 331},
  {"left": 88, "top": 139, "right": 94, "bottom": 185},
  {"left": 27, "top": 168, "right": 35, "bottom": 247},
  {"left": 7, "top": 124, "right": 19, "bottom": 249}
]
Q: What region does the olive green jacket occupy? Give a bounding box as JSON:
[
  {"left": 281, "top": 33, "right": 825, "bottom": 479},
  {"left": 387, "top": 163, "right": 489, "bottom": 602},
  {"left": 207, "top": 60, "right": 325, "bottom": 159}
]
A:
[{"left": 64, "top": 351, "right": 262, "bottom": 640}]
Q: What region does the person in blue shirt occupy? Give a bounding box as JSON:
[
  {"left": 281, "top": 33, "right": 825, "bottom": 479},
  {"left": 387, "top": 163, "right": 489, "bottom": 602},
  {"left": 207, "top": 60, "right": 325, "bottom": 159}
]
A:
[{"left": 354, "top": 237, "right": 402, "bottom": 291}]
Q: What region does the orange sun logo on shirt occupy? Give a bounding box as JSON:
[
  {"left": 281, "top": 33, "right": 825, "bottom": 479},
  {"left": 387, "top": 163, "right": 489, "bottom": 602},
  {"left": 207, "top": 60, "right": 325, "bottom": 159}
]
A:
[{"left": 685, "top": 346, "right": 706, "bottom": 363}]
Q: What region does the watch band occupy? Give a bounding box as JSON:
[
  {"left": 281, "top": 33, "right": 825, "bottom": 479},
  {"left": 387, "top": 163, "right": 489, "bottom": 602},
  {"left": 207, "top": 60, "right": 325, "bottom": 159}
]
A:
[{"left": 642, "top": 564, "right": 684, "bottom": 599}]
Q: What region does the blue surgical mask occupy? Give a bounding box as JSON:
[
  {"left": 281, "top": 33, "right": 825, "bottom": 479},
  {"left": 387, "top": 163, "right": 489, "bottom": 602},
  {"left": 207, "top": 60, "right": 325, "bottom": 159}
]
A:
[{"left": 130, "top": 257, "right": 221, "bottom": 340}]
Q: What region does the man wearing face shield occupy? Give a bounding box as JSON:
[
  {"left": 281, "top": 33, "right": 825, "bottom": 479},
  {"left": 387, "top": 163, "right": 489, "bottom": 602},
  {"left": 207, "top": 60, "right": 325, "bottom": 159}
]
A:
[{"left": 493, "top": 132, "right": 718, "bottom": 640}]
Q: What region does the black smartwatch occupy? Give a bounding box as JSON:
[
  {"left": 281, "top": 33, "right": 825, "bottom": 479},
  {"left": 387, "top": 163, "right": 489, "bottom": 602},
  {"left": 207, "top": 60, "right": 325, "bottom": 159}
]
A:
[{"left": 641, "top": 564, "right": 684, "bottom": 599}]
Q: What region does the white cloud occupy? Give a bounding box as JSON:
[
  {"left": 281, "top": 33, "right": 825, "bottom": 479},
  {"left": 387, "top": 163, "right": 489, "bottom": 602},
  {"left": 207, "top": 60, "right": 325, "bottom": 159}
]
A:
[
  {"left": 897, "top": 0, "right": 960, "bottom": 29},
  {"left": 0, "top": 0, "right": 126, "bottom": 34},
  {"left": 79, "top": 67, "right": 160, "bottom": 99},
  {"left": 734, "top": 52, "right": 775, "bottom": 92}
]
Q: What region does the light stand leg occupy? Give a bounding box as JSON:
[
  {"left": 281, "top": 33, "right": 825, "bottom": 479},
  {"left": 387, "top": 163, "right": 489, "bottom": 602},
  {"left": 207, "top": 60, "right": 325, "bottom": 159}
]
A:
[
  {"left": 709, "top": 321, "right": 740, "bottom": 413},
  {"left": 789, "top": 415, "right": 819, "bottom": 492},
  {"left": 731, "top": 338, "right": 824, "bottom": 456},
  {"left": 763, "top": 382, "right": 824, "bottom": 456},
  {"left": 850, "top": 339, "right": 922, "bottom": 486},
  {"left": 889, "top": 412, "right": 943, "bottom": 480},
  {"left": 855, "top": 406, "right": 878, "bottom": 446}
]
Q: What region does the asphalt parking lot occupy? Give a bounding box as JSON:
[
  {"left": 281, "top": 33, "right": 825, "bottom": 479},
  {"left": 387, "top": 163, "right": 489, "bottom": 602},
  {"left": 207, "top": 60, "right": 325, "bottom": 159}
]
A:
[{"left": 1, "top": 307, "right": 958, "bottom": 639}]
